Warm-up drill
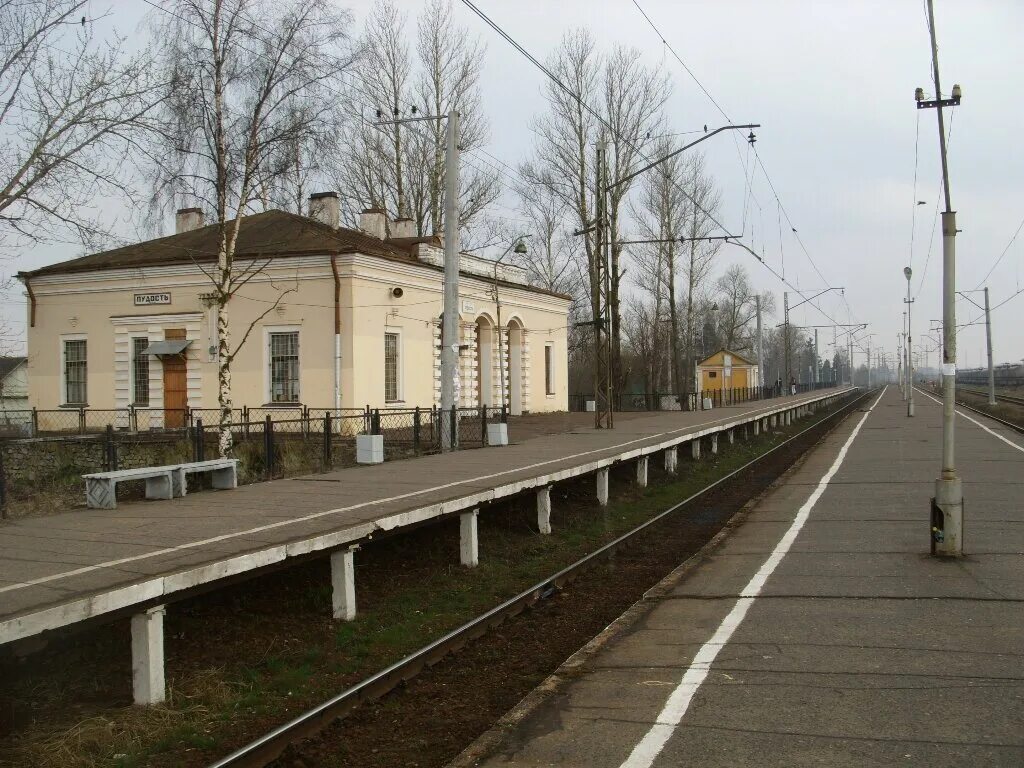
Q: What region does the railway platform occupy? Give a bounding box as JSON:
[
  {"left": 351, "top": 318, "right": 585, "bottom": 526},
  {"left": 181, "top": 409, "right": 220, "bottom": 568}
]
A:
[
  {"left": 0, "top": 387, "right": 848, "bottom": 704},
  {"left": 458, "top": 386, "right": 1024, "bottom": 768}
]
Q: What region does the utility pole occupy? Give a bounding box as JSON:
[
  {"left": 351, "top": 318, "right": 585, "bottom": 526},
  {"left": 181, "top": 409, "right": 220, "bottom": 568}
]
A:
[
  {"left": 440, "top": 110, "right": 461, "bottom": 450},
  {"left": 813, "top": 328, "right": 819, "bottom": 387},
  {"left": 901, "top": 312, "right": 907, "bottom": 399},
  {"left": 917, "top": 0, "right": 963, "bottom": 556},
  {"left": 756, "top": 295, "right": 764, "bottom": 391},
  {"left": 904, "top": 266, "right": 915, "bottom": 416},
  {"left": 587, "top": 140, "right": 613, "bottom": 429},
  {"left": 783, "top": 292, "right": 790, "bottom": 388},
  {"left": 984, "top": 286, "right": 995, "bottom": 405}
]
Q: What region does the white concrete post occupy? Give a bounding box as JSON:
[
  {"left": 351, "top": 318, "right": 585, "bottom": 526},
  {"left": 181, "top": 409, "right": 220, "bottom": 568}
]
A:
[
  {"left": 636, "top": 456, "right": 648, "bottom": 488},
  {"left": 691, "top": 438, "right": 701, "bottom": 460},
  {"left": 131, "top": 606, "right": 166, "bottom": 705},
  {"left": 664, "top": 447, "right": 678, "bottom": 475},
  {"left": 711, "top": 434, "right": 719, "bottom": 455},
  {"left": 537, "top": 486, "right": 552, "bottom": 535},
  {"left": 753, "top": 419, "right": 760, "bottom": 436},
  {"left": 596, "top": 467, "right": 609, "bottom": 507},
  {"left": 331, "top": 547, "right": 357, "bottom": 621},
  {"left": 728, "top": 429, "right": 735, "bottom": 444},
  {"left": 460, "top": 509, "right": 479, "bottom": 567}
]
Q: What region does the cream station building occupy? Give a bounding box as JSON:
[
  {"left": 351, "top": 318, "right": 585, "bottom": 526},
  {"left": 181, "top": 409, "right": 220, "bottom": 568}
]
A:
[{"left": 18, "top": 193, "right": 572, "bottom": 426}]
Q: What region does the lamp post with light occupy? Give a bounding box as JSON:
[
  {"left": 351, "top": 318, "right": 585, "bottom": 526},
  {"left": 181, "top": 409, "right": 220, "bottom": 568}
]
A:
[
  {"left": 493, "top": 237, "right": 530, "bottom": 411},
  {"left": 904, "top": 266, "right": 915, "bottom": 416}
]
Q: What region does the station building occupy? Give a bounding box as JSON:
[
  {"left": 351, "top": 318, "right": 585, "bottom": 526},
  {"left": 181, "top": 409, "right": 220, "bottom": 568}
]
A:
[
  {"left": 18, "top": 193, "right": 572, "bottom": 426},
  {"left": 696, "top": 348, "right": 761, "bottom": 393}
]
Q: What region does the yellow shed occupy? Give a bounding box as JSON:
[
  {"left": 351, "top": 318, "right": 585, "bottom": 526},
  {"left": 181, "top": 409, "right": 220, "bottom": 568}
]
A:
[{"left": 696, "top": 349, "right": 760, "bottom": 394}]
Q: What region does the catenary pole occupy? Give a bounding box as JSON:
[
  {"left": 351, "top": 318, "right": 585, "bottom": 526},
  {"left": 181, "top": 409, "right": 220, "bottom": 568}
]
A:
[
  {"left": 984, "top": 286, "right": 995, "bottom": 405},
  {"left": 924, "top": 0, "right": 962, "bottom": 556},
  {"left": 441, "top": 110, "right": 461, "bottom": 450},
  {"left": 756, "top": 295, "right": 764, "bottom": 392}
]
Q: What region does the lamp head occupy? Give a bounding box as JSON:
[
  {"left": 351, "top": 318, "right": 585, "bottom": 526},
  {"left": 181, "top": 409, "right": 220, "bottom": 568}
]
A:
[
  {"left": 513, "top": 240, "right": 528, "bottom": 255},
  {"left": 904, "top": 266, "right": 912, "bottom": 280}
]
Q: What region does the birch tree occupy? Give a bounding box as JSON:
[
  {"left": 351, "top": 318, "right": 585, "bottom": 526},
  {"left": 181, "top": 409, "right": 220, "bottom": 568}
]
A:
[
  {"left": 0, "top": 0, "right": 164, "bottom": 254},
  {"left": 150, "top": 0, "right": 352, "bottom": 455}
]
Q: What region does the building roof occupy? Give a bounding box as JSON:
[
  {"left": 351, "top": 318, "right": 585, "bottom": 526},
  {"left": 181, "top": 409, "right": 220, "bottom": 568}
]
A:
[
  {"left": 697, "top": 348, "right": 758, "bottom": 367},
  {"left": 18, "top": 209, "right": 572, "bottom": 301},
  {"left": 0, "top": 357, "right": 26, "bottom": 382},
  {"left": 20, "top": 210, "right": 420, "bottom": 277}
]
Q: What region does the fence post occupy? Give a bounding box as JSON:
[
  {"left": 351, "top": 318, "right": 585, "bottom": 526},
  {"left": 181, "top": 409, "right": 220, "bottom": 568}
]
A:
[
  {"left": 323, "top": 413, "right": 332, "bottom": 470},
  {"left": 105, "top": 424, "right": 115, "bottom": 471},
  {"left": 194, "top": 419, "right": 204, "bottom": 462},
  {"left": 264, "top": 415, "right": 274, "bottom": 480},
  {"left": 501, "top": 403, "right": 508, "bottom": 424},
  {"left": 0, "top": 447, "right": 6, "bottom": 519},
  {"left": 480, "top": 406, "right": 486, "bottom": 445},
  {"left": 451, "top": 405, "right": 457, "bottom": 449},
  {"left": 78, "top": 408, "right": 86, "bottom": 435},
  {"left": 31, "top": 407, "right": 38, "bottom": 438},
  {"left": 371, "top": 408, "right": 381, "bottom": 435},
  {"left": 413, "top": 407, "right": 421, "bottom": 452}
]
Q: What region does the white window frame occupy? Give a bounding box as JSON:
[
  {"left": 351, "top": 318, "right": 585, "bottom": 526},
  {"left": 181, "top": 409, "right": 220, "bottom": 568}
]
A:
[
  {"left": 60, "top": 333, "right": 88, "bottom": 406},
  {"left": 263, "top": 325, "right": 302, "bottom": 405},
  {"left": 384, "top": 326, "right": 404, "bottom": 403},
  {"left": 130, "top": 335, "right": 151, "bottom": 408},
  {"left": 544, "top": 342, "right": 555, "bottom": 397}
]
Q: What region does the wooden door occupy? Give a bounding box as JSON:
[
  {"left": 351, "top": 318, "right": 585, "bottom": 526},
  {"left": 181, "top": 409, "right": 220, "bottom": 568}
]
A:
[{"left": 162, "top": 329, "right": 187, "bottom": 428}]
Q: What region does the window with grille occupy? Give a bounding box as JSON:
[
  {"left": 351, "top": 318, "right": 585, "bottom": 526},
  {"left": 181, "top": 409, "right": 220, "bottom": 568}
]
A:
[
  {"left": 545, "top": 344, "right": 555, "bottom": 395},
  {"left": 269, "top": 331, "right": 300, "bottom": 402},
  {"left": 64, "top": 339, "right": 87, "bottom": 404},
  {"left": 384, "top": 332, "right": 400, "bottom": 402},
  {"left": 132, "top": 337, "right": 150, "bottom": 406}
]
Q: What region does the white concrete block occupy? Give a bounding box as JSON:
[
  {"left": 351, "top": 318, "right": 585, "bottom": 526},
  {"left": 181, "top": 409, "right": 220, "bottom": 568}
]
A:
[
  {"left": 537, "top": 487, "right": 552, "bottom": 535},
  {"left": 596, "top": 467, "right": 609, "bottom": 507},
  {"left": 664, "top": 447, "right": 678, "bottom": 475},
  {"left": 460, "top": 509, "right": 479, "bottom": 567},
  {"left": 331, "top": 548, "right": 356, "bottom": 621},
  {"left": 636, "top": 456, "right": 648, "bottom": 488},
  {"left": 486, "top": 422, "right": 509, "bottom": 446},
  {"left": 702, "top": 397, "right": 713, "bottom": 410},
  {"left": 585, "top": 399, "right": 596, "bottom": 412},
  {"left": 131, "top": 606, "right": 165, "bottom": 705},
  {"left": 356, "top": 434, "right": 384, "bottom": 464}
]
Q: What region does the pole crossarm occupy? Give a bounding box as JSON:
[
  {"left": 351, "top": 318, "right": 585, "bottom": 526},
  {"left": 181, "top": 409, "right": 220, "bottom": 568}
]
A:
[{"left": 788, "top": 286, "right": 844, "bottom": 312}]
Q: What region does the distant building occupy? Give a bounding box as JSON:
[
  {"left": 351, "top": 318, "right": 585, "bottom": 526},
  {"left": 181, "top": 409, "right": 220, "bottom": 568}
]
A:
[
  {"left": 0, "top": 356, "right": 29, "bottom": 433},
  {"left": 696, "top": 349, "right": 760, "bottom": 394},
  {"left": 18, "top": 194, "right": 571, "bottom": 426}
]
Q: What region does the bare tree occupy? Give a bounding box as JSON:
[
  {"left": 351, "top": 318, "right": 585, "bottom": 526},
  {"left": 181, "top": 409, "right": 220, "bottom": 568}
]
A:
[
  {"left": 335, "top": 0, "right": 496, "bottom": 236},
  {"left": 150, "top": 0, "right": 352, "bottom": 455},
  {"left": 0, "top": 0, "right": 165, "bottom": 254},
  {"left": 714, "top": 263, "right": 774, "bottom": 353}
]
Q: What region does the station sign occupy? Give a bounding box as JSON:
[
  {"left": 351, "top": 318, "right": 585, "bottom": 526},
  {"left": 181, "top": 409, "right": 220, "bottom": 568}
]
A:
[{"left": 134, "top": 292, "right": 172, "bottom": 306}]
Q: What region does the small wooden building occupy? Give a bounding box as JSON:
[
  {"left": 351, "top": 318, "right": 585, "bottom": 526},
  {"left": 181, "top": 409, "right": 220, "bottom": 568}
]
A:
[{"left": 696, "top": 349, "right": 760, "bottom": 393}]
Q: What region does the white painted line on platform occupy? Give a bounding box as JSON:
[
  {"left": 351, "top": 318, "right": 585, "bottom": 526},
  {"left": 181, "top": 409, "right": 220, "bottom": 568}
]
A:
[
  {"left": 916, "top": 387, "right": 1024, "bottom": 453},
  {"left": 619, "top": 387, "right": 886, "bottom": 768},
  {"left": 0, "top": 392, "right": 842, "bottom": 598}
]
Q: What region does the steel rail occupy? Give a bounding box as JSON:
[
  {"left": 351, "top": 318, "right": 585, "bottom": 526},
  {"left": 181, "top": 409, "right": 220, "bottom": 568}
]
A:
[
  {"left": 208, "top": 388, "right": 870, "bottom": 768},
  {"left": 958, "top": 387, "right": 1024, "bottom": 408}
]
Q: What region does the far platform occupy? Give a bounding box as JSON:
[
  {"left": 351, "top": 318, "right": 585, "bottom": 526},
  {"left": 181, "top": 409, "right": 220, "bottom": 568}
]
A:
[
  {"left": 459, "top": 386, "right": 1024, "bottom": 768},
  {"left": 0, "top": 388, "right": 847, "bottom": 647}
]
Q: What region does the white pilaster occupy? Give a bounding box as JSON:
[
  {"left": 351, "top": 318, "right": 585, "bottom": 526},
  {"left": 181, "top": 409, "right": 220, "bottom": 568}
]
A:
[
  {"left": 664, "top": 446, "right": 678, "bottom": 475},
  {"left": 711, "top": 434, "right": 719, "bottom": 455},
  {"left": 331, "top": 547, "right": 357, "bottom": 621},
  {"left": 692, "top": 438, "right": 701, "bottom": 460},
  {"left": 636, "top": 456, "right": 648, "bottom": 488},
  {"left": 131, "top": 606, "right": 166, "bottom": 705},
  {"left": 460, "top": 509, "right": 479, "bottom": 567},
  {"left": 728, "top": 429, "right": 735, "bottom": 445},
  {"left": 537, "top": 486, "right": 552, "bottom": 534},
  {"left": 596, "top": 467, "right": 609, "bottom": 506}
]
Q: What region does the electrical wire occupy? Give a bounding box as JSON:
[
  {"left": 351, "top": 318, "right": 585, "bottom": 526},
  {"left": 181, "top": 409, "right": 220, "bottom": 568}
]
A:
[{"left": 972, "top": 214, "right": 1024, "bottom": 290}]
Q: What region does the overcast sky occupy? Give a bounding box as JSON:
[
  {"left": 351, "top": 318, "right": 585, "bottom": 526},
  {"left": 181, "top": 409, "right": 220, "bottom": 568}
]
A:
[{"left": 5, "top": 0, "right": 1022, "bottom": 373}]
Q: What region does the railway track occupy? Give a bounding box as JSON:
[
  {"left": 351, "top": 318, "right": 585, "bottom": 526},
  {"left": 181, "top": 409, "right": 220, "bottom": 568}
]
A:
[
  {"left": 959, "top": 386, "right": 1024, "bottom": 408},
  {"left": 207, "top": 388, "right": 870, "bottom": 768}
]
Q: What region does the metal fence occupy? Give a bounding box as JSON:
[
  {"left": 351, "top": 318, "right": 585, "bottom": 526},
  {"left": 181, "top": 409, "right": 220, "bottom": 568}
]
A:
[{"left": 570, "top": 382, "right": 837, "bottom": 413}]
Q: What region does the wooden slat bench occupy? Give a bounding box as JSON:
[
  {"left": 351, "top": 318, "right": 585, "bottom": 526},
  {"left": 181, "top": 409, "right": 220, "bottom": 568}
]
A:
[{"left": 83, "top": 459, "right": 238, "bottom": 509}]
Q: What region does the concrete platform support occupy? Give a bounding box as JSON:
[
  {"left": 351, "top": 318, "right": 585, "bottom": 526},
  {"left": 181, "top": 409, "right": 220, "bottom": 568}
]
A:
[
  {"left": 537, "top": 487, "right": 552, "bottom": 535},
  {"left": 664, "top": 447, "right": 678, "bottom": 475},
  {"left": 331, "top": 547, "right": 357, "bottom": 621},
  {"left": 691, "top": 439, "right": 701, "bottom": 460},
  {"left": 636, "top": 456, "right": 648, "bottom": 488},
  {"left": 711, "top": 434, "right": 719, "bottom": 455},
  {"left": 596, "top": 467, "right": 609, "bottom": 506},
  {"left": 728, "top": 429, "right": 735, "bottom": 445},
  {"left": 131, "top": 606, "right": 165, "bottom": 705},
  {"left": 753, "top": 419, "right": 760, "bottom": 436},
  {"left": 460, "top": 509, "right": 479, "bottom": 567}
]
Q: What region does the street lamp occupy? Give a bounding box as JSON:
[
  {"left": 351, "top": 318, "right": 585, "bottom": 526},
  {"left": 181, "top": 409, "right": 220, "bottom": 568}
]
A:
[
  {"left": 904, "top": 266, "right": 915, "bottom": 416},
  {"left": 493, "top": 236, "right": 530, "bottom": 412}
]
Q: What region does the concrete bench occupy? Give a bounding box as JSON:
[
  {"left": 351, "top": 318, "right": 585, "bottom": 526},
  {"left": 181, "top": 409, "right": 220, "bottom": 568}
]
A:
[
  {"left": 174, "top": 459, "right": 238, "bottom": 497},
  {"left": 84, "top": 466, "right": 177, "bottom": 509},
  {"left": 83, "top": 459, "right": 238, "bottom": 509}
]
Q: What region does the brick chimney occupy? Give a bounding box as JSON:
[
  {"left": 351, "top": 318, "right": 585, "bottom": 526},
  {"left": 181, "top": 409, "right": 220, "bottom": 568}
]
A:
[
  {"left": 308, "top": 191, "right": 340, "bottom": 228},
  {"left": 175, "top": 207, "right": 204, "bottom": 233},
  {"left": 392, "top": 217, "right": 415, "bottom": 238},
  {"left": 360, "top": 207, "right": 387, "bottom": 240}
]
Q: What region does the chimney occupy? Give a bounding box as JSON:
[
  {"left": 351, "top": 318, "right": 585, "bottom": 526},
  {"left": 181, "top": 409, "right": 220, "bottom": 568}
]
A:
[
  {"left": 359, "top": 207, "right": 387, "bottom": 240},
  {"left": 175, "top": 207, "right": 204, "bottom": 233},
  {"left": 392, "top": 217, "right": 415, "bottom": 238},
  {"left": 308, "top": 191, "right": 340, "bottom": 229}
]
